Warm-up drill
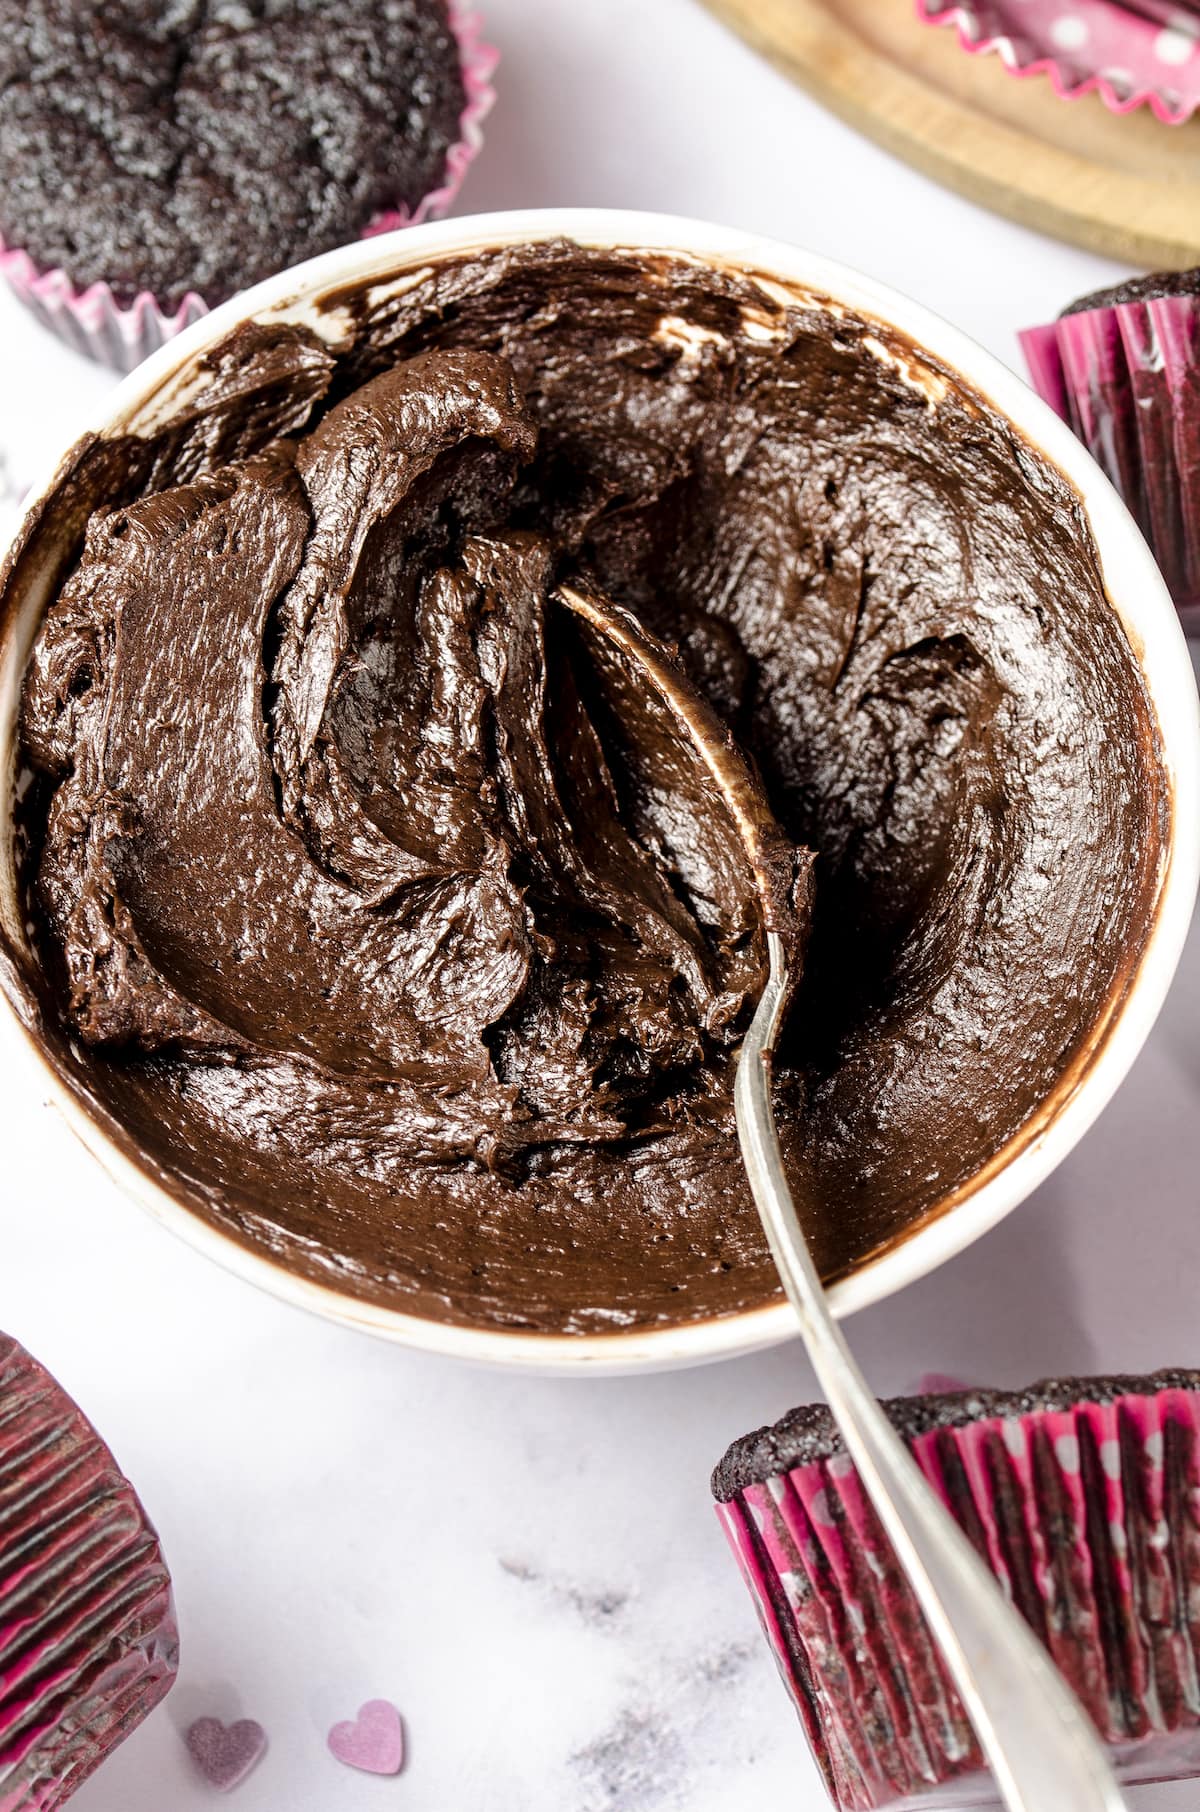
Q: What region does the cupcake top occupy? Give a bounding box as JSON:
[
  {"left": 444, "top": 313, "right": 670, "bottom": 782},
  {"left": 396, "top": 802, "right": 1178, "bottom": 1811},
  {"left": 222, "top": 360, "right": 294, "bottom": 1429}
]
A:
[
  {"left": 0, "top": 0, "right": 466, "bottom": 311},
  {"left": 1060, "top": 266, "right": 1200, "bottom": 318},
  {"left": 4, "top": 243, "right": 1169, "bottom": 1336},
  {"left": 712, "top": 1369, "right": 1200, "bottom": 1499}
]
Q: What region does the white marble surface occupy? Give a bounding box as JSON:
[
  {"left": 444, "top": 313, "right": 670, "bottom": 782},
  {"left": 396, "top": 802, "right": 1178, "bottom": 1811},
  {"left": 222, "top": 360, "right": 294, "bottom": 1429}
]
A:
[{"left": 2, "top": 1, "right": 1199, "bottom": 1806}]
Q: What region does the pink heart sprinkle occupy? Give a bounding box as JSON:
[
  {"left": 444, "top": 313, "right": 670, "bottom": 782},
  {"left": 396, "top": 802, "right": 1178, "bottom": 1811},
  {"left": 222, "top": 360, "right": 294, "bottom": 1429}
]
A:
[
  {"left": 185, "top": 1717, "right": 267, "bottom": 1791},
  {"left": 328, "top": 1698, "right": 405, "bottom": 1775}
]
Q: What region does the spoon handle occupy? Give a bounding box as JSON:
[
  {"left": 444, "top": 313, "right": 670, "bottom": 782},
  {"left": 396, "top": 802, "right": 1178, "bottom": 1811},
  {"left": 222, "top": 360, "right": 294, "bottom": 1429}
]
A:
[{"left": 734, "top": 933, "right": 1127, "bottom": 1812}]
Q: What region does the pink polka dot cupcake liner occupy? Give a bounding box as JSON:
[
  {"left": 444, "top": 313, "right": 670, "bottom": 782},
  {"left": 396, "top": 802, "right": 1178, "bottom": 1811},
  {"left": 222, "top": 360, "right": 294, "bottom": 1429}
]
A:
[
  {"left": 0, "top": 1332, "right": 177, "bottom": 1811},
  {"left": 1020, "top": 279, "right": 1200, "bottom": 632},
  {"left": 0, "top": 2, "right": 497, "bottom": 374},
  {"left": 714, "top": 1371, "right": 1200, "bottom": 1811},
  {"left": 917, "top": 0, "right": 1200, "bottom": 123}
]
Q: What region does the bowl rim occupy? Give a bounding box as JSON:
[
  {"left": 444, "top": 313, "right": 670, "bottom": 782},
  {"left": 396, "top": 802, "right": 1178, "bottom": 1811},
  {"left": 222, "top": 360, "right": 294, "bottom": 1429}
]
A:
[{"left": 2, "top": 206, "right": 1197, "bottom": 1375}]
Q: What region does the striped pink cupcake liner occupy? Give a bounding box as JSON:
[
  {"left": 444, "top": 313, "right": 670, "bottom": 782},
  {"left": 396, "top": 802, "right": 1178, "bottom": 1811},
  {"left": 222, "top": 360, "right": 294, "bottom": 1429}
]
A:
[
  {"left": 716, "top": 1375, "right": 1200, "bottom": 1809},
  {"left": 0, "top": 1333, "right": 177, "bottom": 1810},
  {"left": 0, "top": 1, "right": 497, "bottom": 373},
  {"left": 1020, "top": 292, "right": 1200, "bottom": 632},
  {"left": 917, "top": 0, "right": 1200, "bottom": 123}
]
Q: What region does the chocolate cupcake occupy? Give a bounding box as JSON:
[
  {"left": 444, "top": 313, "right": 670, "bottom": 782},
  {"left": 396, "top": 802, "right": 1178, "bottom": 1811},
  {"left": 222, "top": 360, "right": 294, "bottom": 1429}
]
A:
[
  {"left": 0, "top": 0, "right": 496, "bottom": 370},
  {"left": 714, "top": 1371, "right": 1200, "bottom": 1810},
  {"left": 1020, "top": 268, "right": 1200, "bottom": 630},
  {"left": 0, "top": 1333, "right": 177, "bottom": 1808}
]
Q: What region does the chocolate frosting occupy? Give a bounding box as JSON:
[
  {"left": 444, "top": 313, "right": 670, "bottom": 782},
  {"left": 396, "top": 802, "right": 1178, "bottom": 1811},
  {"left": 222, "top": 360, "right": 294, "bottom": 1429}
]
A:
[{"left": 9, "top": 244, "right": 1168, "bottom": 1334}]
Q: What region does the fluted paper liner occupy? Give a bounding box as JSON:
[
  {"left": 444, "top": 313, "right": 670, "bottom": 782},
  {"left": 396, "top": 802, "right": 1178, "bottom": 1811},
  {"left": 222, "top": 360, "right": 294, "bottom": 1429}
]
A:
[
  {"left": 0, "top": 1334, "right": 176, "bottom": 1810},
  {"left": 715, "top": 1373, "right": 1200, "bottom": 1809},
  {"left": 918, "top": 2, "right": 1200, "bottom": 124},
  {"left": 1020, "top": 293, "right": 1200, "bottom": 631}
]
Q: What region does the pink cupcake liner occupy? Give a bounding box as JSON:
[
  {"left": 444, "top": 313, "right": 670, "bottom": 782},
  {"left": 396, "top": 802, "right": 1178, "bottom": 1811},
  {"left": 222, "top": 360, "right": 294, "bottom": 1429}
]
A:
[
  {"left": 0, "top": 1, "right": 497, "bottom": 374},
  {"left": 715, "top": 1373, "right": 1200, "bottom": 1810},
  {"left": 1020, "top": 291, "right": 1200, "bottom": 632},
  {"left": 0, "top": 1333, "right": 177, "bottom": 1810},
  {"left": 916, "top": 0, "right": 1200, "bottom": 123},
  {"left": 1121, "top": 1, "right": 1200, "bottom": 22}
]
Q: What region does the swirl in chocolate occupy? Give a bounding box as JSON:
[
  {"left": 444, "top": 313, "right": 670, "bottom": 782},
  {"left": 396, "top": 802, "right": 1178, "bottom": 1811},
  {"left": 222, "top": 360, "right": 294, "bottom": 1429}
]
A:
[{"left": 9, "top": 245, "right": 1167, "bottom": 1333}]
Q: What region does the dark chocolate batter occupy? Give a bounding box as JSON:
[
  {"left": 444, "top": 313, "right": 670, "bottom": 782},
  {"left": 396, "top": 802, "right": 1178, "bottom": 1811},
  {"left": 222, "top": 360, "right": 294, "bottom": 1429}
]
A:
[{"left": 9, "top": 244, "right": 1167, "bottom": 1334}]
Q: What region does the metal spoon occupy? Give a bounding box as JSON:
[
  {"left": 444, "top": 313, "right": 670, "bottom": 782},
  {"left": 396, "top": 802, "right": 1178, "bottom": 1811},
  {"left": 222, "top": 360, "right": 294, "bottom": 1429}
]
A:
[{"left": 557, "top": 580, "right": 1127, "bottom": 1812}]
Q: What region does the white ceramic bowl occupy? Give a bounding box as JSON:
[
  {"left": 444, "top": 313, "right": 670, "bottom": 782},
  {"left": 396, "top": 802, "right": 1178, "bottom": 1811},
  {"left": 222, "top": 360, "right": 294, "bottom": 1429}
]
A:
[{"left": 2, "top": 210, "right": 1197, "bottom": 1373}]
